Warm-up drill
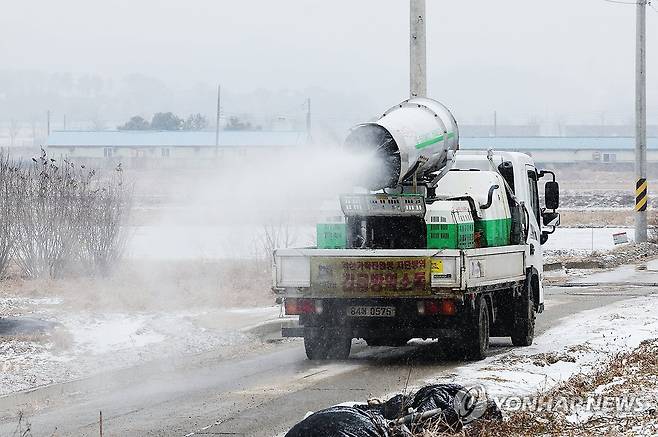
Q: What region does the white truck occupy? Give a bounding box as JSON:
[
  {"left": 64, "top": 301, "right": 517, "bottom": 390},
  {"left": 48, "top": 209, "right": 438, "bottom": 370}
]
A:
[{"left": 273, "top": 98, "right": 560, "bottom": 361}]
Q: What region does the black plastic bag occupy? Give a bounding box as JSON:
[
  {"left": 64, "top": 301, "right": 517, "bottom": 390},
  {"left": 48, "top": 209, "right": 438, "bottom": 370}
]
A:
[
  {"left": 285, "top": 405, "right": 390, "bottom": 437},
  {"left": 285, "top": 383, "right": 501, "bottom": 436}
]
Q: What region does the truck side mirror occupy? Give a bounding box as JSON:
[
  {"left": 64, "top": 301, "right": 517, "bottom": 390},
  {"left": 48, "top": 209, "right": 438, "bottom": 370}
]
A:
[
  {"left": 540, "top": 211, "right": 560, "bottom": 245},
  {"left": 545, "top": 181, "right": 559, "bottom": 210},
  {"left": 542, "top": 211, "right": 560, "bottom": 227}
]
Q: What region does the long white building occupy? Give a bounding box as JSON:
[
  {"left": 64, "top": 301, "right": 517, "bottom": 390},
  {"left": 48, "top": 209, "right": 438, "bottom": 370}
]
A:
[
  {"left": 460, "top": 136, "right": 658, "bottom": 164},
  {"left": 46, "top": 130, "right": 308, "bottom": 168},
  {"left": 44, "top": 130, "right": 658, "bottom": 167}
]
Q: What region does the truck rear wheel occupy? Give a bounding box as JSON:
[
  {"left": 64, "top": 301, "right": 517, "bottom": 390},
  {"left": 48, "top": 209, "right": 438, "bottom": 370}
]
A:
[
  {"left": 464, "top": 295, "right": 490, "bottom": 361},
  {"left": 511, "top": 291, "right": 535, "bottom": 347},
  {"left": 304, "top": 332, "right": 326, "bottom": 360},
  {"left": 325, "top": 334, "right": 352, "bottom": 360},
  {"left": 304, "top": 329, "right": 352, "bottom": 360}
]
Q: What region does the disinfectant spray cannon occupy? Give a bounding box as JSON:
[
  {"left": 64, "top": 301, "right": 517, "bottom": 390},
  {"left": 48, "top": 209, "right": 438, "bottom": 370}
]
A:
[
  {"left": 344, "top": 97, "right": 459, "bottom": 191},
  {"left": 320, "top": 97, "right": 516, "bottom": 252}
]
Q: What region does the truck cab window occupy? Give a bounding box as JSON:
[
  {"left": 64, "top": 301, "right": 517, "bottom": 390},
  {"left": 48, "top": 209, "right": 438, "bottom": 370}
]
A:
[{"left": 527, "top": 170, "right": 540, "bottom": 223}]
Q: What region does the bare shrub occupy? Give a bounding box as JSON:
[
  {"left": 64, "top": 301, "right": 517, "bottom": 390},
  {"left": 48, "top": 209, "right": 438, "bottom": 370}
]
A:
[
  {"left": 10, "top": 155, "right": 78, "bottom": 277},
  {"left": 260, "top": 215, "right": 298, "bottom": 263},
  {"left": 75, "top": 165, "right": 131, "bottom": 275},
  {"left": 5, "top": 150, "right": 131, "bottom": 278},
  {"left": 0, "top": 151, "right": 14, "bottom": 278}
]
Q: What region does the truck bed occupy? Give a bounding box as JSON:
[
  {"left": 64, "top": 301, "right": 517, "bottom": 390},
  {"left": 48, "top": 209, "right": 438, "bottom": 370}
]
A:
[{"left": 273, "top": 245, "right": 527, "bottom": 299}]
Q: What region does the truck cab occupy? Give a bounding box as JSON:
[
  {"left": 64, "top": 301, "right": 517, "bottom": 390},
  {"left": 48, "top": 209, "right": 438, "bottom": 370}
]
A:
[{"left": 452, "top": 150, "right": 560, "bottom": 311}]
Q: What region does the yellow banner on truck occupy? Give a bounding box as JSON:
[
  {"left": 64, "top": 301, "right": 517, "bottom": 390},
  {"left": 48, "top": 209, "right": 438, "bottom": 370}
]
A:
[{"left": 310, "top": 257, "right": 438, "bottom": 296}]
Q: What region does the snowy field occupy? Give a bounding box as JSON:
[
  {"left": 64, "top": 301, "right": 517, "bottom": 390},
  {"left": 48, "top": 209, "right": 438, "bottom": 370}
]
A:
[
  {"left": 426, "top": 293, "right": 658, "bottom": 398},
  {"left": 0, "top": 297, "right": 281, "bottom": 396},
  {"left": 543, "top": 227, "right": 632, "bottom": 252},
  {"left": 129, "top": 225, "right": 632, "bottom": 260}
]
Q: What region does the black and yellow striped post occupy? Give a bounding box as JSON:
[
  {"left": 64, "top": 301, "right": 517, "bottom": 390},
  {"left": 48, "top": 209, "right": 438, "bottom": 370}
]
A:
[{"left": 636, "top": 178, "right": 648, "bottom": 212}]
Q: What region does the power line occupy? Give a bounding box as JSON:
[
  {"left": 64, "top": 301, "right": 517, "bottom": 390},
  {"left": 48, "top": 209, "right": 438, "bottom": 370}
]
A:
[
  {"left": 602, "top": 0, "right": 638, "bottom": 5},
  {"left": 602, "top": 1, "right": 658, "bottom": 16}
]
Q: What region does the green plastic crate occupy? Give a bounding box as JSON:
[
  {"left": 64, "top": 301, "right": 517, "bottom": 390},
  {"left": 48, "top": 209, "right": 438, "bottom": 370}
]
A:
[
  {"left": 426, "top": 210, "right": 474, "bottom": 249},
  {"left": 475, "top": 218, "right": 512, "bottom": 248},
  {"left": 316, "top": 223, "right": 346, "bottom": 249}
]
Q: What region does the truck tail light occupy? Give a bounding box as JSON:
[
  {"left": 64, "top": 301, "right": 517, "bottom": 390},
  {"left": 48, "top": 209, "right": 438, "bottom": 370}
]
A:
[
  {"left": 439, "top": 299, "right": 456, "bottom": 315},
  {"left": 285, "top": 298, "right": 323, "bottom": 315},
  {"left": 417, "top": 299, "right": 456, "bottom": 316}
]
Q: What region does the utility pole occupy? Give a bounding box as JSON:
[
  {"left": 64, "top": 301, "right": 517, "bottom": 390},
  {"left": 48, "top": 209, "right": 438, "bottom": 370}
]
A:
[
  {"left": 47, "top": 110, "right": 51, "bottom": 136},
  {"left": 63, "top": 114, "right": 67, "bottom": 131},
  {"left": 635, "top": 0, "right": 648, "bottom": 242},
  {"left": 410, "top": 0, "right": 427, "bottom": 98},
  {"left": 306, "top": 97, "right": 312, "bottom": 145},
  {"left": 493, "top": 110, "right": 498, "bottom": 137},
  {"left": 215, "top": 84, "right": 221, "bottom": 147}
]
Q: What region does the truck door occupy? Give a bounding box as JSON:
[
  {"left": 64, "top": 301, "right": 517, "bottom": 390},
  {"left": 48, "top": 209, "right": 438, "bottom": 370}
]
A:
[{"left": 525, "top": 166, "right": 543, "bottom": 307}]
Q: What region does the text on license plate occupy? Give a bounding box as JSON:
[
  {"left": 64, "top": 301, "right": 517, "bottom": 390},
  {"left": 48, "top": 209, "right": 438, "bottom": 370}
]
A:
[{"left": 347, "top": 306, "right": 396, "bottom": 317}]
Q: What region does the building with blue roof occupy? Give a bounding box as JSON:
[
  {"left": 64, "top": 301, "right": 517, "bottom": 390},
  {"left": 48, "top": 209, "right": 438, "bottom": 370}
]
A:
[
  {"left": 46, "top": 130, "right": 308, "bottom": 167},
  {"left": 460, "top": 136, "right": 658, "bottom": 164},
  {"left": 45, "top": 130, "right": 658, "bottom": 166}
]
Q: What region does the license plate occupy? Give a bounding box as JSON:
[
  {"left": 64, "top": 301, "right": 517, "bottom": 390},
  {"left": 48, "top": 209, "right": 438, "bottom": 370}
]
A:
[{"left": 346, "top": 306, "right": 396, "bottom": 317}]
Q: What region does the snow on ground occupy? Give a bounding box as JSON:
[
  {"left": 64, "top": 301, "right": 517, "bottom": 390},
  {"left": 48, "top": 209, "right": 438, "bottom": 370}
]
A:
[
  {"left": 543, "top": 227, "right": 630, "bottom": 253},
  {"left": 0, "top": 297, "right": 62, "bottom": 317},
  {"left": 70, "top": 313, "right": 165, "bottom": 354},
  {"left": 425, "top": 293, "right": 658, "bottom": 401},
  {"left": 0, "top": 297, "right": 282, "bottom": 396}
]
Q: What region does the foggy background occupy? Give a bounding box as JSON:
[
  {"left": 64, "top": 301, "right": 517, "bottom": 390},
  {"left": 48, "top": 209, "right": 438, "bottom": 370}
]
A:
[
  {"left": 1, "top": 0, "right": 657, "bottom": 138},
  {"left": 2, "top": 2, "right": 658, "bottom": 421}
]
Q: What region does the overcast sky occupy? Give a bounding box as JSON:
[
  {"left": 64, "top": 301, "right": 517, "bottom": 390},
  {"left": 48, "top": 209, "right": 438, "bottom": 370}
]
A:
[{"left": 1, "top": 0, "right": 657, "bottom": 125}]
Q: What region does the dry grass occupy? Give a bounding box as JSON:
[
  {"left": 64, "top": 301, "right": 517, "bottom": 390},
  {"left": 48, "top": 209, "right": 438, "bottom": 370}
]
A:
[
  {"left": 0, "top": 258, "right": 275, "bottom": 312},
  {"left": 419, "top": 339, "right": 658, "bottom": 437},
  {"left": 559, "top": 210, "right": 633, "bottom": 228},
  {"left": 480, "top": 350, "right": 579, "bottom": 372},
  {"left": 559, "top": 210, "right": 658, "bottom": 231}
]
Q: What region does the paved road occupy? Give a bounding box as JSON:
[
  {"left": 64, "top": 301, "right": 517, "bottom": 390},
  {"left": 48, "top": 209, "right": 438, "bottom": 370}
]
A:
[{"left": 0, "top": 278, "right": 656, "bottom": 436}]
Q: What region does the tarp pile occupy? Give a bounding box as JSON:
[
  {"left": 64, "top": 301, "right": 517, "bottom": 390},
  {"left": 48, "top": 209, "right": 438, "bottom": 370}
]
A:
[{"left": 286, "top": 383, "right": 501, "bottom": 437}]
